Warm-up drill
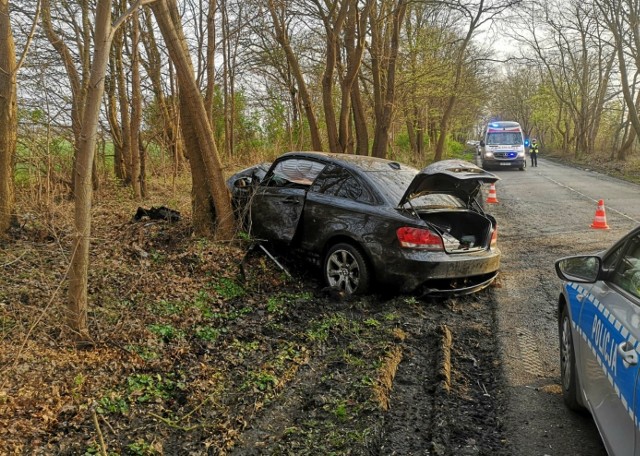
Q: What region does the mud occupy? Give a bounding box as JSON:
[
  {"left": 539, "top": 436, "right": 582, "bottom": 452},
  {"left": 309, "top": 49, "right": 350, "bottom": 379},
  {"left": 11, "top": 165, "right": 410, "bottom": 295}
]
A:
[{"left": 228, "top": 282, "right": 511, "bottom": 456}]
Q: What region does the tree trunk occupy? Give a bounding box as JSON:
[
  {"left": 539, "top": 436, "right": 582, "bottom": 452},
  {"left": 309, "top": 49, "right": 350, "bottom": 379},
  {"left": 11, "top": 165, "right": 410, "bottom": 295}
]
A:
[
  {"left": 204, "top": 0, "right": 217, "bottom": 125},
  {"left": 340, "top": 0, "right": 371, "bottom": 155},
  {"left": 150, "top": 0, "right": 235, "bottom": 239},
  {"left": 106, "top": 51, "right": 125, "bottom": 180},
  {"left": 68, "top": 0, "right": 114, "bottom": 340},
  {"left": 42, "top": 0, "right": 89, "bottom": 198},
  {"left": 313, "top": 0, "right": 349, "bottom": 153},
  {"left": 351, "top": 77, "right": 369, "bottom": 156},
  {"left": 141, "top": 8, "right": 182, "bottom": 177},
  {"left": 116, "top": 29, "right": 133, "bottom": 185},
  {"left": 130, "top": 9, "right": 143, "bottom": 198},
  {"left": 617, "top": 127, "right": 636, "bottom": 161},
  {"left": 267, "top": 0, "right": 324, "bottom": 151},
  {"left": 370, "top": 0, "right": 407, "bottom": 158},
  {"left": 0, "top": 0, "right": 17, "bottom": 235}
]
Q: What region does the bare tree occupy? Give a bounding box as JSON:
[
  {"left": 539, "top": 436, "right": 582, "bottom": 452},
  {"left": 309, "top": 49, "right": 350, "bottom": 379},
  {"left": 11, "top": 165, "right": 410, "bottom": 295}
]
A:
[
  {"left": 68, "top": 0, "right": 151, "bottom": 340},
  {"left": 266, "top": 0, "right": 324, "bottom": 151},
  {"left": 346, "top": 2, "right": 370, "bottom": 156},
  {"left": 515, "top": 0, "right": 615, "bottom": 157},
  {"left": 595, "top": 0, "right": 640, "bottom": 160},
  {"left": 370, "top": 0, "right": 407, "bottom": 158},
  {"left": 140, "top": 7, "right": 184, "bottom": 179},
  {"left": 41, "top": 0, "right": 94, "bottom": 195},
  {"left": 325, "top": 0, "right": 372, "bottom": 155},
  {"left": 130, "top": 8, "right": 144, "bottom": 197},
  {"left": 432, "top": 0, "right": 521, "bottom": 161},
  {"left": 0, "top": 0, "right": 17, "bottom": 235},
  {"left": 149, "top": 0, "right": 235, "bottom": 238}
]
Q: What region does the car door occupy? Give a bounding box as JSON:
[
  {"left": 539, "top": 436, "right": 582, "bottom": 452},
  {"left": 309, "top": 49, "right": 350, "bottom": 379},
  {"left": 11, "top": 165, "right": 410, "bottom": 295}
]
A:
[
  {"left": 250, "top": 158, "right": 326, "bottom": 243},
  {"left": 299, "top": 163, "right": 380, "bottom": 252},
  {"left": 577, "top": 233, "right": 640, "bottom": 455}
]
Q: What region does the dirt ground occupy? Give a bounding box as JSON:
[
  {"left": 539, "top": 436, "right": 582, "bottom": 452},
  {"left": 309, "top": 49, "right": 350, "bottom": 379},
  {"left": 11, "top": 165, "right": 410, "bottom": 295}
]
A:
[
  {"left": 6, "top": 152, "right": 637, "bottom": 455},
  {"left": 0, "top": 188, "right": 510, "bottom": 455}
]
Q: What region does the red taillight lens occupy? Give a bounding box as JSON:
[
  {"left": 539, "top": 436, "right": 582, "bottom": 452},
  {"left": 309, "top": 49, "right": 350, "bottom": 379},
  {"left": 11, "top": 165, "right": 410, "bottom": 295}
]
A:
[
  {"left": 490, "top": 225, "right": 498, "bottom": 248},
  {"left": 396, "top": 227, "right": 444, "bottom": 251}
]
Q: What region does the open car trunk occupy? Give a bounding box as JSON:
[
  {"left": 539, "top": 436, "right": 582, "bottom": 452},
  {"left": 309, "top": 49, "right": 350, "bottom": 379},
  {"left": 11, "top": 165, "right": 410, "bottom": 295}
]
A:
[{"left": 418, "top": 210, "right": 493, "bottom": 253}]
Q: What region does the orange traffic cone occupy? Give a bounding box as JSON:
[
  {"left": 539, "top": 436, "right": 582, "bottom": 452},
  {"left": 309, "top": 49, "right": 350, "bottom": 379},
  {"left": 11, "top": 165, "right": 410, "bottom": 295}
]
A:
[
  {"left": 486, "top": 183, "right": 499, "bottom": 204},
  {"left": 590, "top": 199, "right": 610, "bottom": 229}
]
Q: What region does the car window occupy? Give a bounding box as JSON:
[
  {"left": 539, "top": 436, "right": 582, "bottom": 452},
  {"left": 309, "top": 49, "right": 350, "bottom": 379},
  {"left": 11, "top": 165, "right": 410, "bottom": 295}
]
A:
[
  {"left": 409, "top": 193, "right": 465, "bottom": 209},
  {"left": 266, "top": 159, "right": 326, "bottom": 187},
  {"left": 610, "top": 234, "right": 640, "bottom": 299},
  {"left": 364, "top": 168, "right": 417, "bottom": 204},
  {"left": 311, "top": 164, "right": 375, "bottom": 204},
  {"left": 486, "top": 132, "right": 523, "bottom": 145},
  {"left": 603, "top": 243, "right": 624, "bottom": 269}
]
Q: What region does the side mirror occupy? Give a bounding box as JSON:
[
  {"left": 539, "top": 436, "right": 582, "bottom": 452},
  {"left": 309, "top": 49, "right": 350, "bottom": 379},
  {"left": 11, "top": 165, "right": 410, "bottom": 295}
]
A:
[
  {"left": 555, "top": 255, "right": 601, "bottom": 283},
  {"left": 479, "top": 140, "right": 485, "bottom": 147}
]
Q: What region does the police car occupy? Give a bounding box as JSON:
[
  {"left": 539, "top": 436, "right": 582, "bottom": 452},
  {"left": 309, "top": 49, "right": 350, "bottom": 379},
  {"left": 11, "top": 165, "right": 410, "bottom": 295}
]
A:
[{"left": 555, "top": 226, "right": 640, "bottom": 455}]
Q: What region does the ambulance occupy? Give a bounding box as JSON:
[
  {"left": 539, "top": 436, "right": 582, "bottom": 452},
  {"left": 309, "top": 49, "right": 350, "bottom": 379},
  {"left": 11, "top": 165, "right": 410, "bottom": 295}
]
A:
[{"left": 479, "top": 121, "right": 526, "bottom": 171}]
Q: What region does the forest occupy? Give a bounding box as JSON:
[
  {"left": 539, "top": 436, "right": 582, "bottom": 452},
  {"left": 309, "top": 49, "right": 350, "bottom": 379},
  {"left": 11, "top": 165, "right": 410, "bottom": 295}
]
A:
[{"left": 1, "top": 0, "right": 640, "bottom": 453}]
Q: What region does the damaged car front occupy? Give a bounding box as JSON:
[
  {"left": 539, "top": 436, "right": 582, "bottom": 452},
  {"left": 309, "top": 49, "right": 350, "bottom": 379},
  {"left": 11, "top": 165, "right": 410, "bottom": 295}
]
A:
[{"left": 228, "top": 153, "right": 501, "bottom": 297}]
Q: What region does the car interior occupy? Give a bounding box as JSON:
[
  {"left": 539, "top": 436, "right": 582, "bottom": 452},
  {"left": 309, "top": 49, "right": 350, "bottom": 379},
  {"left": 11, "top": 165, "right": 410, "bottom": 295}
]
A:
[{"left": 611, "top": 235, "right": 640, "bottom": 299}]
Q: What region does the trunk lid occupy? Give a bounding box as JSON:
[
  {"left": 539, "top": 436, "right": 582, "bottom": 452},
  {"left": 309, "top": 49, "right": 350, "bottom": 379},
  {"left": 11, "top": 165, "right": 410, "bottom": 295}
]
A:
[{"left": 399, "top": 159, "right": 499, "bottom": 206}]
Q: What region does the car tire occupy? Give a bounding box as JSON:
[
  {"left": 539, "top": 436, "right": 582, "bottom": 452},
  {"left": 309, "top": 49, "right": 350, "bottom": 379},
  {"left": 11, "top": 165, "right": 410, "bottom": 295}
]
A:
[
  {"left": 324, "top": 243, "right": 370, "bottom": 295},
  {"left": 559, "top": 305, "right": 584, "bottom": 411}
]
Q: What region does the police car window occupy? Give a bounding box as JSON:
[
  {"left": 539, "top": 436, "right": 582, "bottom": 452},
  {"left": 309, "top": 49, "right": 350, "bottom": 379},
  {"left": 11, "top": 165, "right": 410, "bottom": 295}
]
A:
[
  {"left": 311, "top": 165, "right": 375, "bottom": 204},
  {"left": 610, "top": 235, "right": 640, "bottom": 299},
  {"left": 603, "top": 243, "right": 623, "bottom": 269}
]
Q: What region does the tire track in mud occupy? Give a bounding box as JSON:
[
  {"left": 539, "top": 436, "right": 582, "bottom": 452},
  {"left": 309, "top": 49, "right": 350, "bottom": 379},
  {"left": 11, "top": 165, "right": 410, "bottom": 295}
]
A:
[
  {"left": 226, "top": 290, "right": 509, "bottom": 456},
  {"left": 375, "top": 293, "right": 510, "bottom": 456},
  {"left": 374, "top": 307, "right": 441, "bottom": 455}
]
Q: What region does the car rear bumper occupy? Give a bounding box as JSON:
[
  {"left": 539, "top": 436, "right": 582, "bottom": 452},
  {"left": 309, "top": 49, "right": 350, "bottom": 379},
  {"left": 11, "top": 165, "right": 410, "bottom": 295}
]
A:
[{"left": 373, "top": 248, "right": 501, "bottom": 294}]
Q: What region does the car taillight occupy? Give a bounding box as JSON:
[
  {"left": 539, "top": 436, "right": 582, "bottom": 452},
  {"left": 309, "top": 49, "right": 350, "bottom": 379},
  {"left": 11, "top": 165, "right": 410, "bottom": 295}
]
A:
[
  {"left": 396, "top": 227, "right": 444, "bottom": 251},
  {"left": 490, "top": 225, "right": 498, "bottom": 248}
]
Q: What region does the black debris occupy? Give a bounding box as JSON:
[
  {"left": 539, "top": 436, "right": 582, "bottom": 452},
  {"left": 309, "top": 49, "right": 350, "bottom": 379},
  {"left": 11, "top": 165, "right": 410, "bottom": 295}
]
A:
[{"left": 134, "top": 206, "right": 181, "bottom": 222}]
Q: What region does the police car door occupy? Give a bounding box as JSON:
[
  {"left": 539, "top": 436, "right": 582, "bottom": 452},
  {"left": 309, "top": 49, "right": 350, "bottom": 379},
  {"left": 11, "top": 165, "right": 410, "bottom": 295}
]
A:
[{"left": 578, "top": 233, "right": 640, "bottom": 455}]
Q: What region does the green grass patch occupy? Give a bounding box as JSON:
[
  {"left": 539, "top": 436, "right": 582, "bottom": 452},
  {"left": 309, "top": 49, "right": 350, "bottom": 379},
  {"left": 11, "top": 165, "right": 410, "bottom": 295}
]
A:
[
  {"left": 96, "top": 393, "right": 129, "bottom": 415},
  {"left": 212, "top": 277, "right": 245, "bottom": 299},
  {"left": 148, "top": 299, "right": 185, "bottom": 316},
  {"left": 126, "top": 373, "right": 185, "bottom": 404},
  {"left": 194, "top": 326, "right": 223, "bottom": 342},
  {"left": 147, "top": 324, "right": 184, "bottom": 342}
]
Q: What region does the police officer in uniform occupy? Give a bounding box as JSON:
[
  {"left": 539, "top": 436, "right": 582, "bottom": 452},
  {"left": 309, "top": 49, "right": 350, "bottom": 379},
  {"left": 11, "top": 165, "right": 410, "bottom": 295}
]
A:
[{"left": 529, "top": 138, "right": 539, "bottom": 167}]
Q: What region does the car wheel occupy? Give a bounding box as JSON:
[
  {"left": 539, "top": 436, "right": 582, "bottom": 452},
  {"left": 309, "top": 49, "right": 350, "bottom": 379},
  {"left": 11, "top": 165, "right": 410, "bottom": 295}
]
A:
[
  {"left": 324, "top": 243, "right": 370, "bottom": 295},
  {"left": 559, "top": 305, "right": 583, "bottom": 411}
]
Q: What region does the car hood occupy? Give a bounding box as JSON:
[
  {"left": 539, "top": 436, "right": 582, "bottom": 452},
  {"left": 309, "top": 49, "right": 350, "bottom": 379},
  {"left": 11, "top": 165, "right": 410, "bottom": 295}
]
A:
[{"left": 399, "top": 159, "right": 499, "bottom": 205}]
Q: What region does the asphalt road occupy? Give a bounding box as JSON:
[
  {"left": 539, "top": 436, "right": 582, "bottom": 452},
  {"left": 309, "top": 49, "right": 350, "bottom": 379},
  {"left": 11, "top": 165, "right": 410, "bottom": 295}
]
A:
[{"left": 482, "top": 156, "right": 640, "bottom": 455}]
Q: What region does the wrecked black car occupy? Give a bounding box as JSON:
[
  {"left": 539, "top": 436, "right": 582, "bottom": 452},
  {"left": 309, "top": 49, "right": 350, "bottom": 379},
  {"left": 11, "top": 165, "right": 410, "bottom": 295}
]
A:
[{"left": 227, "top": 152, "right": 501, "bottom": 296}]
